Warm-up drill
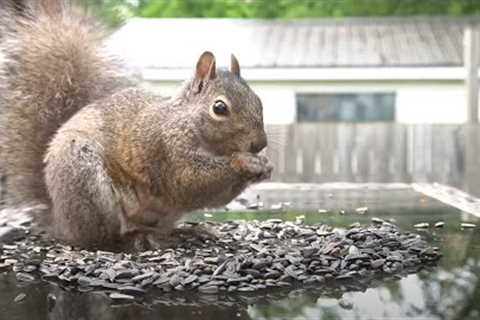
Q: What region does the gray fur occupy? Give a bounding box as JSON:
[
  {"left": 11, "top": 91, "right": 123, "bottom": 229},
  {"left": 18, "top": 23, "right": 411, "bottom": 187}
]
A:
[{"left": 1, "top": 1, "right": 272, "bottom": 249}]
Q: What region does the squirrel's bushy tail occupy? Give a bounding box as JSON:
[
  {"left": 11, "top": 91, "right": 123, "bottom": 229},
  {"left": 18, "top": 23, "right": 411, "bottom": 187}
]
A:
[{"left": 0, "top": 0, "right": 129, "bottom": 206}]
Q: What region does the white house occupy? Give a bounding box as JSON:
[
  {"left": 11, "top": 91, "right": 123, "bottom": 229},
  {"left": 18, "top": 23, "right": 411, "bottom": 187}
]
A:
[{"left": 108, "top": 17, "right": 480, "bottom": 124}]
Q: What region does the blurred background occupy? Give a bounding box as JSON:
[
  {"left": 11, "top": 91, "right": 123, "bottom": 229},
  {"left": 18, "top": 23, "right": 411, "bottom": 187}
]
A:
[
  {"left": 78, "top": 0, "right": 480, "bottom": 196},
  {"left": 1, "top": 2, "right": 480, "bottom": 320}
]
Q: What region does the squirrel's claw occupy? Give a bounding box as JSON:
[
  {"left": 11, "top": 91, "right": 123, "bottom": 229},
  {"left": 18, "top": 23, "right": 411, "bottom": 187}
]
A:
[{"left": 231, "top": 152, "right": 273, "bottom": 182}]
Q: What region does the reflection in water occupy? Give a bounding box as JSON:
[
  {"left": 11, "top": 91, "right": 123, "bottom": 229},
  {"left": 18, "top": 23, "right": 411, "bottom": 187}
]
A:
[
  {"left": 0, "top": 275, "right": 252, "bottom": 320},
  {"left": 248, "top": 214, "right": 480, "bottom": 320},
  {"left": 0, "top": 189, "right": 479, "bottom": 320}
]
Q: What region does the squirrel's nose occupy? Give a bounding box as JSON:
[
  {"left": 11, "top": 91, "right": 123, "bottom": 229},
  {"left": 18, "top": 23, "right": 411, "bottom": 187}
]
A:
[{"left": 250, "top": 133, "right": 267, "bottom": 153}]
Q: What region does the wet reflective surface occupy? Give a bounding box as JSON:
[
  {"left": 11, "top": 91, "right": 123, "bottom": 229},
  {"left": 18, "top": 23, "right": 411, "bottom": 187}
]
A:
[{"left": 0, "top": 187, "right": 479, "bottom": 320}]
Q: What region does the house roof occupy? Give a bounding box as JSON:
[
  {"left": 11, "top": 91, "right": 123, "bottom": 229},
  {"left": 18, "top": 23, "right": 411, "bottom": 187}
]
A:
[{"left": 108, "top": 17, "right": 479, "bottom": 71}]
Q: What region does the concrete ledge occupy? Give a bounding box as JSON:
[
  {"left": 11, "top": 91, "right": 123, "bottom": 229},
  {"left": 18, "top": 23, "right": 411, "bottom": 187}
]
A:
[{"left": 412, "top": 183, "right": 480, "bottom": 218}]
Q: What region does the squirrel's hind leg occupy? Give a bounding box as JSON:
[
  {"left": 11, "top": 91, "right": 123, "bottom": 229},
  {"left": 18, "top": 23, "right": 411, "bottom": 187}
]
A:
[
  {"left": 44, "top": 133, "right": 122, "bottom": 248},
  {"left": 118, "top": 186, "right": 160, "bottom": 235}
]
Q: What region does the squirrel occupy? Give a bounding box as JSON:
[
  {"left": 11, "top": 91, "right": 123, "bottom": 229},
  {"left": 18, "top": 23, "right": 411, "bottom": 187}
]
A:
[{"left": 0, "top": 0, "right": 273, "bottom": 249}]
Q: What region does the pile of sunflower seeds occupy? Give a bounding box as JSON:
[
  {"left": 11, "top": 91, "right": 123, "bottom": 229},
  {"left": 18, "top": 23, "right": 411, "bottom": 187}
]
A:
[{"left": 0, "top": 219, "right": 441, "bottom": 301}]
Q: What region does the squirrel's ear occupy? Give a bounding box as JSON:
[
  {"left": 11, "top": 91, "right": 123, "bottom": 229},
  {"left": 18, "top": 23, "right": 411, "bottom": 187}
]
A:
[
  {"left": 193, "top": 51, "right": 216, "bottom": 93},
  {"left": 230, "top": 54, "right": 240, "bottom": 77}
]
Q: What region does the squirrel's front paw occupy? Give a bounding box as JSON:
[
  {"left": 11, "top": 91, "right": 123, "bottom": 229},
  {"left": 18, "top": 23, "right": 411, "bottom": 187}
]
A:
[{"left": 231, "top": 152, "right": 273, "bottom": 182}]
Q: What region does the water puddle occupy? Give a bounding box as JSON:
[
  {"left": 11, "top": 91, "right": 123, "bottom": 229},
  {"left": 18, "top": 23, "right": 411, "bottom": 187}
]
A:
[{"left": 0, "top": 186, "right": 479, "bottom": 320}]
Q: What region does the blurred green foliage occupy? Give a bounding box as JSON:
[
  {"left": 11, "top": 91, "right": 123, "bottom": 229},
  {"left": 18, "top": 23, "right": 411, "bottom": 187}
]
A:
[
  {"left": 80, "top": 0, "right": 480, "bottom": 27},
  {"left": 75, "top": 0, "right": 136, "bottom": 27},
  {"left": 137, "top": 0, "right": 480, "bottom": 18}
]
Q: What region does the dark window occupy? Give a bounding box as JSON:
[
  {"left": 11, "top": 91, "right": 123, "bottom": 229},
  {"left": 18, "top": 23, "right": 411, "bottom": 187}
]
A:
[{"left": 296, "top": 93, "right": 396, "bottom": 122}]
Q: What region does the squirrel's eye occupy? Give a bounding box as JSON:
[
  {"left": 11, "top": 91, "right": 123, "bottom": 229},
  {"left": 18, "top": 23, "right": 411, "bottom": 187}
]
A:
[{"left": 212, "top": 100, "right": 228, "bottom": 116}]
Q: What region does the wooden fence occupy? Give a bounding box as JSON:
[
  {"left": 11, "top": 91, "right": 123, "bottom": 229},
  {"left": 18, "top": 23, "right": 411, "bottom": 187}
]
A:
[{"left": 265, "top": 124, "right": 477, "bottom": 192}]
